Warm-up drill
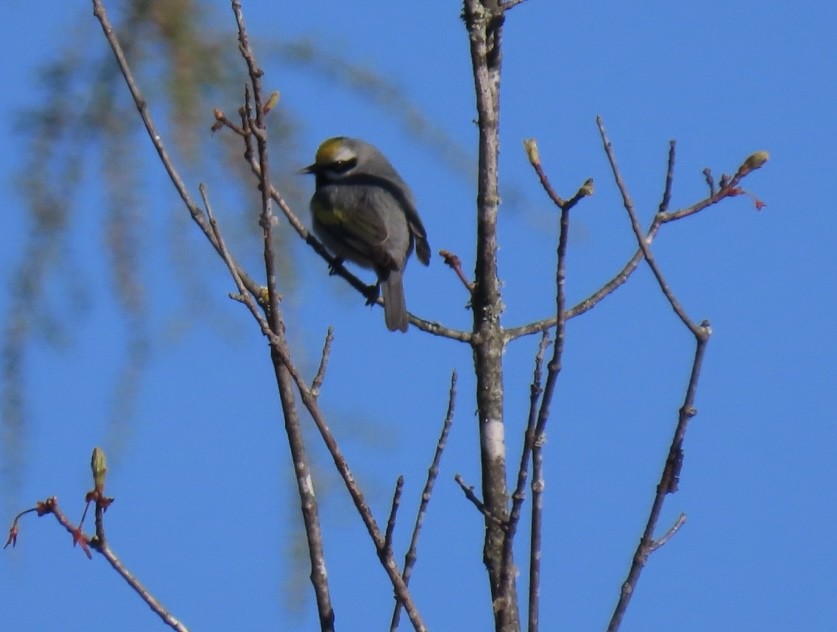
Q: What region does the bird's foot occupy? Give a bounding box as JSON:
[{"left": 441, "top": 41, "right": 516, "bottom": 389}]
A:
[
  {"left": 363, "top": 281, "right": 381, "bottom": 306},
  {"left": 327, "top": 257, "right": 345, "bottom": 275}
]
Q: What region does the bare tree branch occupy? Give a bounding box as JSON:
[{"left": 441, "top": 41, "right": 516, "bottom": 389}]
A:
[
  {"left": 649, "top": 513, "right": 687, "bottom": 553},
  {"left": 385, "top": 476, "right": 405, "bottom": 553},
  {"left": 504, "top": 132, "right": 767, "bottom": 342},
  {"left": 440, "top": 249, "right": 477, "bottom": 294},
  {"left": 92, "top": 2, "right": 340, "bottom": 628},
  {"left": 90, "top": 0, "right": 261, "bottom": 301},
  {"left": 503, "top": 331, "right": 549, "bottom": 632},
  {"left": 231, "top": 4, "right": 336, "bottom": 628},
  {"left": 597, "top": 117, "right": 701, "bottom": 334},
  {"left": 311, "top": 327, "right": 335, "bottom": 396},
  {"left": 595, "top": 116, "right": 720, "bottom": 632},
  {"left": 461, "top": 1, "right": 520, "bottom": 628},
  {"left": 83, "top": 3, "right": 770, "bottom": 632},
  {"left": 607, "top": 328, "right": 710, "bottom": 632},
  {"left": 524, "top": 144, "right": 576, "bottom": 631},
  {"left": 391, "top": 371, "right": 457, "bottom": 631},
  {"left": 6, "top": 449, "right": 189, "bottom": 632},
  {"left": 281, "top": 350, "right": 428, "bottom": 631}
]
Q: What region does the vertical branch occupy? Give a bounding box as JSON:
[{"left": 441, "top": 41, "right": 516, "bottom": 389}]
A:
[
  {"left": 524, "top": 170, "right": 584, "bottom": 629},
  {"left": 502, "top": 332, "right": 548, "bottom": 631},
  {"left": 480, "top": 137, "right": 591, "bottom": 629},
  {"left": 501, "top": 141, "right": 589, "bottom": 630},
  {"left": 462, "top": 1, "right": 519, "bottom": 630},
  {"left": 230, "top": 4, "right": 335, "bottom": 630},
  {"left": 231, "top": 2, "right": 279, "bottom": 331},
  {"left": 526, "top": 195, "right": 571, "bottom": 631}
]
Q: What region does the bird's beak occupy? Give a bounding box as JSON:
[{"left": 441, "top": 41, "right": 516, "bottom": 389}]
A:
[{"left": 300, "top": 163, "right": 317, "bottom": 175}]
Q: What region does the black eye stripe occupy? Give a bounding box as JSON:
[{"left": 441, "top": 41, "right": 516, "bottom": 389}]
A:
[{"left": 331, "top": 157, "right": 357, "bottom": 173}]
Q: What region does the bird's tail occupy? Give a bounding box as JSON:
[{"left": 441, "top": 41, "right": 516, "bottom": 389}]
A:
[{"left": 381, "top": 270, "right": 409, "bottom": 332}]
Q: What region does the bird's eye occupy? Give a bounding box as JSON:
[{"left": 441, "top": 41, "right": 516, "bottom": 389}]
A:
[{"left": 330, "top": 157, "right": 357, "bottom": 173}]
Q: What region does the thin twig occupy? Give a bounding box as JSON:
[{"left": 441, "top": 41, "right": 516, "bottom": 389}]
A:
[
  {"left": 658, "top": 141, "right": 676, "bottom": 215},
  {"left": 289, "top": 359, "right": 429, "bottom": 631},
  {"left": 201, "top": 184, "right": 277, "bottom": 342},
  {"left": 241, "top": 310, "right": 427, "bottom": 629},
  {"left": 523, "top": 148, "right": 575, "bottom": 630},
  {"left": 504, "top": 130, "right": 766, "bottom": 342},
  {"left": 607, "top": 327, "right": 710, "bottom": 632},
  {"left": 500, "top": 331, "right": 549, "bottom": 629},
  {"left": 390, "top": 371, "right": 457, "bottom": 631},
  {"left": 702, "top": 168, "right": 716, "bottom": 196},
  {"left": 440, "top": 249, "right": 476, "bottom": 294},
  {"left": 593, "top": 115, "right": 716, "bottom": 631},
  {"left": 44, "top": 498, "right": 94, "bottom": 560},
  {"left": 93, "top": 540, "right": 189, "bottom": 632},
  {"left": 230, "top": 4, "right": 336, "bottom": 629},
  {"left": 659, "top": 149, "right": 766, "bottom": 222},
  {"left": 310, "top": 327, "right": 335, "bottom": 396},
  {"left": 4, "top": 506, "right": 40, "bottom": 550},
  {"left": 8, "top": 496, "right": 188, "bottom": 632},
  {"left": 497, "top": 141, "right": 578, "bottom": 629},
  {"left": 385, "top": 476, "right": 405, "bottom": 553},
  {"left": 649, "top": 513, "right": 687, "bottom": 553},
  {"left": 503, "top": 212, "right": 663, "bottom": 340},
  {"left": 454, "top": 474, "right": 506, "bottom": 528},
  {"left": 89, "top": 484, "right": 186, "bottom": 632},
  {"left": 90, "top": 0, "right": 261, "bottom": 301},
  {"left": 596, "top": 116, "right": 701, "bottom": 335},
  {"left": 231, "top": 3, "right": 279, "bottom": 329}
]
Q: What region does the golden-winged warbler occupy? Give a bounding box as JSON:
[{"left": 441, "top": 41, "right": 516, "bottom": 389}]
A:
[{"left": 302, "top": 137, "right": 430, "bottom": 332}]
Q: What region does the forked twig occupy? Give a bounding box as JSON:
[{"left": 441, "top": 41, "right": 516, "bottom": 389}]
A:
[
  {"left": 505, "top": 129, "right": 767, "bottom": 341},
  {"left": 649, "top": 513, "right": 687, "bottom": 553},
  {"left": 597, "top": 117, "right": 700, "bottom": 335},
  {"left": 92, "top": 2, "right": 337, "bottom": 629},
  {"left": 231, "top": 3, "right": 337, "bottom": 628},
  {"left": 517, "top": 141, "right": 577, "bottom": 631},
  {"left": 595, "top": 116, "right": 716, "bottom": 632},
  {"left": 91, "top": 0, "right": 261, "bottom": 301},
  {"left": 6, "top": 448, "right": 188, "bottom": 632},
  {"left": 390, "top": 371, "right": 457, "bottom": 631}
]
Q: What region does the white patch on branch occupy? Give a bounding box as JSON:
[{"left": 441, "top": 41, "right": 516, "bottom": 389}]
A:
[
  {"left": 301, "top": 471, "right": 316, "bottom": 496},
  {"left": 482, "top": 417, "right": 506, "bottom": 457}
]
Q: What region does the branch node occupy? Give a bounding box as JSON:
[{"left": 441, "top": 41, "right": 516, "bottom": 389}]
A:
[
  {"left": 440, "top": 249, "right": 476, "bottom": 293},
  {"left": 649, "top": 513, "right": 687, "bottom": 552},
  {"left": 454, "top": 474, "right": 507, "bottom": 528}
]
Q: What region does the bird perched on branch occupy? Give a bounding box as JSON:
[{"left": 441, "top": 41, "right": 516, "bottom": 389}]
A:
[{"left": 302, "top": 137, "right": 430, "bottom": 332}]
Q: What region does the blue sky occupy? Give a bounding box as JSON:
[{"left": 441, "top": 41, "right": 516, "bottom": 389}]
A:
[{"left": 2, "top": 2, "right": 835, "bottom": 631}]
